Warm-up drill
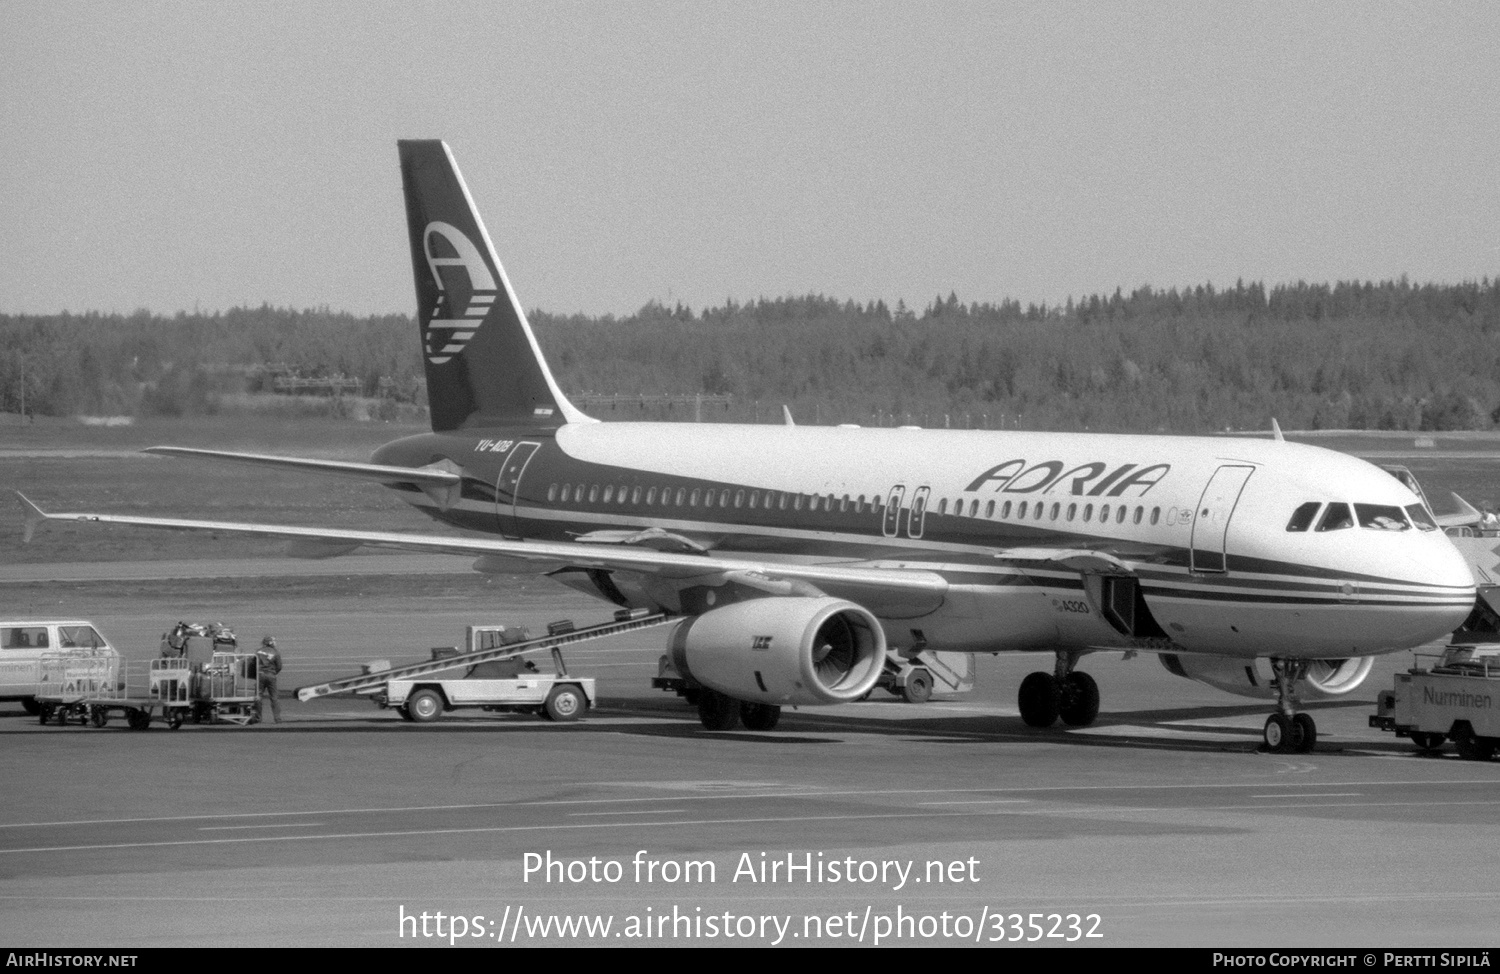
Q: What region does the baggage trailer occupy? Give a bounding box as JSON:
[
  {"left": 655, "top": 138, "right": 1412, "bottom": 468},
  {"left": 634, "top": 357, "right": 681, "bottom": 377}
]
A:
[
  {"left": 39, "top": 651, "right": 262, "bottom": 730},
  {"left": 1370, "top": 642, "right": 1500, "bottom": 760}
]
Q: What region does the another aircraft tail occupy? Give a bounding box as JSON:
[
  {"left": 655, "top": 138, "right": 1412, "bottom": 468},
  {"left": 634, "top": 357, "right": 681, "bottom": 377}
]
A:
[{"left": 397, "top": 140, "right": 590, "bottom": 431}]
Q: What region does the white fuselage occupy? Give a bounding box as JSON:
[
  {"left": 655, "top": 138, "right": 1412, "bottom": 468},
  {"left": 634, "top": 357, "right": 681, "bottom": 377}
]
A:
[{"left": 386, "top": 422, "right": 1477, "bottom": 663}]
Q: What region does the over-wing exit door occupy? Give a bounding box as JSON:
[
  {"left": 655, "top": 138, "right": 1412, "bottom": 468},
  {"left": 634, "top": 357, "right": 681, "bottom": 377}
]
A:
[{"left": 495, "top": 442, "right": 541, "bottom": 539}]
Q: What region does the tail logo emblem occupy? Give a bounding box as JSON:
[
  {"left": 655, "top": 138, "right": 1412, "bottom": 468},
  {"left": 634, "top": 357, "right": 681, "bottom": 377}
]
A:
[{"left": 422, "top": 221, "right": 498, "bottom": 365}]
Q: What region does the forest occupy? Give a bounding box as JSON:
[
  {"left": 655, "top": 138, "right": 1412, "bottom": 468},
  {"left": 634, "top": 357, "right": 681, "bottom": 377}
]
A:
[{"left": 3, "top": 277, "right": 1499, "bottom": 433}]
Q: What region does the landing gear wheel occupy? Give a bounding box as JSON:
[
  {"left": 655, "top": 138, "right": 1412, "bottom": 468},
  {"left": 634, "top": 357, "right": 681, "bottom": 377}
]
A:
[
  {"left": 126, "top": 708, "right": 152, "bottom": 731},
  {"left": 1264, "top": 713, "right": 1294, "bottom": 753},
  {"left": 1018, "top": 672, "right": 1060, "bottom": 728},
  {"left": 543, "top": 685, "right": 585, "bottom": 722},
  {"left": 697, "top": 689, "right": 741, "bottom": 731},
  {"left": 166, "top": 711, "right": 184, "bottom": 730},
  {"left": 1058, "top": 672, "right": 1101, "bottom": 727},
  {"left": 1454, "top": 727, "right": 1496, "bottom": 761},
  {"left": 739, "top": 702, "right": 781, "bottom": 731},
  {"left": 1410, "top": 732, "right": 1445, "bottom": 752},
  {"left": 21, "top": 697, "right": 41, "bottom": 716},
  {"left": 901, "top": 669, "right": 933, "bottom": 704},
  {"left": 406, "top": 689, "right": 444, "bottom": 723},
  {"left": 89, "top": 707, "right": 109, "bottom": 729},
  {"left": 1292, "top": 713, "right": 1317, "bottom": 753}
]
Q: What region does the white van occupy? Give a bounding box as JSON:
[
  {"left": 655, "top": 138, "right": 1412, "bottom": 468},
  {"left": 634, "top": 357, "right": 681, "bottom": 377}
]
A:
[{"left": 0, "top": 621, "right": 120, "bottom": 714}]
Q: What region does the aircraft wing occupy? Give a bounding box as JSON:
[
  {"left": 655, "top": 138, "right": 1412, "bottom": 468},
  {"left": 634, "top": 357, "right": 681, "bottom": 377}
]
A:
[{"left": 14, "top": 492, "right": 947, "bottom": 605}]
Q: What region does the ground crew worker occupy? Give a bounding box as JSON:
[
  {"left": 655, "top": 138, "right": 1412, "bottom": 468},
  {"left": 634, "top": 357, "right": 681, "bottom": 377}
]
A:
[{"left": 256, "top": 636, "right": 284, "bottom": 723}]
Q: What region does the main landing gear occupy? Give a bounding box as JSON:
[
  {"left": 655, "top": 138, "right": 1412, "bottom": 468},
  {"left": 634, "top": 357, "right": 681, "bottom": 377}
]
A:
[
  {"left": 1263, "top": 658, "right": 1317, "bottom": 754},
  {"left": 696, "top": 689, "right": 781, "bottom": 732},
  {"left": 1018, "top": 651, "right": 1100, "bottom": 728}
]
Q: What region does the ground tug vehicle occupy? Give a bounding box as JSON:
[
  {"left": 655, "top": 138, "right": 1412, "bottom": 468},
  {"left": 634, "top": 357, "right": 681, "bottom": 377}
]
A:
[{"left": 1371, "top": 641, "right": 1500, "bottom": 760}]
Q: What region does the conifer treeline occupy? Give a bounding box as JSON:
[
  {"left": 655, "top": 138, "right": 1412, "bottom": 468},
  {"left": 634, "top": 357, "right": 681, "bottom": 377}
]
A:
[{"left": 3, "top": 278, "right": 1498, "bottom": 431}]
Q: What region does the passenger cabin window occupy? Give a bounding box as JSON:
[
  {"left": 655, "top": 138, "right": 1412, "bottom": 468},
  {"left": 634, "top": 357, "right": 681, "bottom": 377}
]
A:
[
  {"left": 1356, "top": 504, "right": 1409, "bottom": 531},
  {"left": 1285, "top": 502, "right": 1321, "bottom": 532},
  {"left": 1316, "top": 503, "right": 1355, "bottom": 532}
]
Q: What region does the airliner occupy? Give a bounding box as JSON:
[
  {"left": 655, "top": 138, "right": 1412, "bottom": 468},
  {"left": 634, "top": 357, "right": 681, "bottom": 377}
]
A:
[{"left": 18, "top": 140, "right": 1479, "bottom": 752}]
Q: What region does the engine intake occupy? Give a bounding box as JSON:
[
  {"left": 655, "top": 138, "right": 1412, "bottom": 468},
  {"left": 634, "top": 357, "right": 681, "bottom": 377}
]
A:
[
  {"left": 1158, "top": 653, "right": 1374, "bottom": 700},
  {"left": 669, "top": 597, "right": 886, "bottom": 706}
]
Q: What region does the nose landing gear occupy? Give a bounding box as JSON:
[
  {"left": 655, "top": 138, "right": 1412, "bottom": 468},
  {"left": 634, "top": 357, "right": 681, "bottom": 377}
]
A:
[{"left": 1264, "top": 659, "right": 1317, "bottom": 753}]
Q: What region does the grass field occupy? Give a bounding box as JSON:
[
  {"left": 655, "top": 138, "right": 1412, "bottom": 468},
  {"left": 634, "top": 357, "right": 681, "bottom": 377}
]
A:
[{"left": 6, "top": 415, "right": 1500, "bottom": 564}]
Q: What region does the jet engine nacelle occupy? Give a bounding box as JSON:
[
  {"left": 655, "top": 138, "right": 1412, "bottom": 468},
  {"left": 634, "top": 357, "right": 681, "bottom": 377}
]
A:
[
  {"left": 1158, "top": 653, "right": 1375, "bottom": 700},
  {"left": 669, "top": 597, "right": 886, "bottom": 707}
]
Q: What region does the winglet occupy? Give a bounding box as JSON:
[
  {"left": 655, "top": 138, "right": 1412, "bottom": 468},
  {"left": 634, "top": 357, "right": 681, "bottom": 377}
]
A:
[
  {"left": 1436, "top": 492, "right": 1484, "bottom": 529},
  {"left": 15, "top": 491, "right": 48, "bottom": 544},
  {"left": 1270, "top": 418, "right": 1285, "bottom": 443}
]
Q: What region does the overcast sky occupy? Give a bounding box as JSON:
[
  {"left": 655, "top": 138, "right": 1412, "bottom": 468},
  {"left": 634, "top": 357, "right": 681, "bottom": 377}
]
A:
[{"left": 3, "top": 2, "right": 1497, "bottom": 318}]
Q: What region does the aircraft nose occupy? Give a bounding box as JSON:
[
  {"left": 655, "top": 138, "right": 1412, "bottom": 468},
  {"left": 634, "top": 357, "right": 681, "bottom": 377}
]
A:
[
  {"left": 1431, "top": 534, "right": 1481, "bottom": 592},
  {"left": 1413, "top": 534, "right": 1479, "bottom": 629}
]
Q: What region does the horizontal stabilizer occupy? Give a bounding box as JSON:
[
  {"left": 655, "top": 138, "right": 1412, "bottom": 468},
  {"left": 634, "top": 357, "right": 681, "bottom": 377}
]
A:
[{"left": 144, "top": 446, "right": 462, "bottom": 487}]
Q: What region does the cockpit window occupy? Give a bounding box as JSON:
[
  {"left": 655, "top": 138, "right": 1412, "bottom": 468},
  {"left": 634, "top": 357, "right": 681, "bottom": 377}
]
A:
[
  {"left": 1355, "top": 504, "right": 1409, "bottom": 531},
  {"left": 1286, "top": 502, "right": 1321, "bottom": 532},
  {"left": 1405, "top": 504, "right": 1438, "bottom": 531},
  {"left": 1316, "top": 503, "right": 1354, "bottom": 532}
]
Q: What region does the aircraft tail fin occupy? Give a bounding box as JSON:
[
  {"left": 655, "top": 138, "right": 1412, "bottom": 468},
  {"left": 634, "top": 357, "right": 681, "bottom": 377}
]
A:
[{"left": 397, "top": 140, "right": 591, "bottom": 432}]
